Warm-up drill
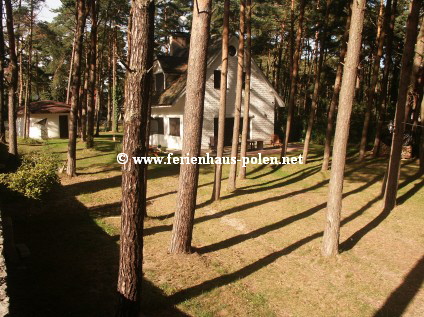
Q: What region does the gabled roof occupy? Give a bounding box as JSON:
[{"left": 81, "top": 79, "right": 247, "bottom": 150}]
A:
[
  {"left": 17, "top": 100, "right": 71, "bottom": 115},
  {"left": 157, "top": 56, "right": 188, "bottom": 74},
  {"left": 151, "top": 36, "right": 285, "bottom": 107}
]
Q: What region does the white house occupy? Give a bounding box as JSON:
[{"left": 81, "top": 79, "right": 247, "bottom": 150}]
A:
[
  {"left": 17, "top": 100, "right": 70, "bottom": 139},
  {"left": 150, "top": 34, "right": 284, "bottom": 150}
]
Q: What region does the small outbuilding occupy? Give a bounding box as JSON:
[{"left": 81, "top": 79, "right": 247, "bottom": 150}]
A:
[{"left": 17, "top": 100, "right": 70, "bottom": 139}]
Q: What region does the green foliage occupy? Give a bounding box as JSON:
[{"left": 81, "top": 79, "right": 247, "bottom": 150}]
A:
[{"left": 0, "top": 151, "right": 60, "bottom": 200}]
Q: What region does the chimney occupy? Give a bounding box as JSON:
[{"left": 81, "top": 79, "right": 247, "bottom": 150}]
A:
[{"left": 169, "top": 32, "right": 190, "bottom": 57}]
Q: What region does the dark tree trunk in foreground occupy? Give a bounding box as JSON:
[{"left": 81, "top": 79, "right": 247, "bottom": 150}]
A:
[
  {"left": 227, "top": 0, "right": 245, "bottom": 192},
  {"left": 239, "top": 0, "right": 252, "bottom": 179},
  {"left": 322, "top": 0, "right": 366, "bottom": 257},
  {"left": 303, "top": 0, "right": 330, "bottom": 163},
  {"left": 321, "top": 4, "right": 351, "bottom": 171},
  {"left": 116, "top": 0, "right": 154, "bottom": 315},
  {"left": 383, "top": 0, "right": 421, "bottom": 212},
  {"left": 372, "top": 0, "right": 396, "bottom": 157},
  {"left": 358, "top": 0, "right": 385, "bottom": 161},
  {"left": 169, "top": 0, "right": 212, "bottom": 254},
  {"left": 0, "top": 0, "right": 5, "bottom": 143},
  {"left": 212, "top": 0, "right": 230, "bottom": 201},
  {"left": 67, "top": 0, "right": 87, "bottom": 177},
  {"left": 281, "top": 0, "right": 306, "bottom": 157},
  {"left": 5, "top": 0, "right": 18, "bottom": 156},
  {"left": 86, "top": 0, "right": 98, "bottom": 148}
]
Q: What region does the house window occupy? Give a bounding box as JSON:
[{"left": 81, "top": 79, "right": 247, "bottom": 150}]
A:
[
  {"left": 214, "top": 70, "right": 221, "bottom": 89},
  {"left": 229, "top": 45, "right": 237, "bottom": 57},
  {"left": 150, "top": 117, "right": 164, "bottom": 134},
  {"left": 169, "top": 118, "right": 180, "bottom": 136},
  {"left": 155, "top": 73, "right": 164, "bottom": 92}
]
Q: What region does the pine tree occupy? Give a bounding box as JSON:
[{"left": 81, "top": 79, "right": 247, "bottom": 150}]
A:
[
  {"left": 67, "top": 0, "right": 88, "bottom": 177},
  {"left": 281, "top": 0, "right": 306, "bottom": 158},
  {"left": 169, "top": 0, "right": 213, "bottom": 254},
  {"left": 239, "top": 0, "right": 252, "bottom": 180},
  {"left": 86, "top": 0, "right": 98, "bottom": 148},
  {"left": 0, "top": 0, "right": 5, "bottom": 143},
  {"left": 227, "top": 0, "right": 245, "bottom": 192},
  {"left": 5, "top": 0, "right": 19, "bottom": 157},
  {"left": 212, "top": 0, "right": 230, "bottom": 201},
  {"left": 382, "top": 0, "right": 421, "bottom": 212},
  {"left": 116, "top": 0, "right": 154, "bottom": 314},
  {"left": 322, "top": 0, "right": 366, "bottom": 257}
]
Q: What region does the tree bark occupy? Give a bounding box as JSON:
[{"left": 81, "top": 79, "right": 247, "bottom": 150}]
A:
[
  {"left": 322, "top": 0, "right": 366, "bottom": 257},
  {"left": 66, "top": 36, "right": 77, "bottom": 105},
  {"left": 382, "top": 0, "right": 421, "bottom": 212},
  {"left": 116, "top": 0, "right": 154, "bottom": 314},
  {"left": 372, "top": 0, "right": 396, "bottom": 157},
  {"left": 303, "top": 0, "right": 330, "bottom": 163},
  {"left": 0, "top": 0, "right": 5, "bottom": 143},
  {"left": 81, "top": 56, "right": 89, "bottom": 141},
  {"left": 112, "top": 25, "right": 118, "bottom": 139},
  {"left": 358, "top": 0, "right": 385, "bottom": 161},
  {"left": 406, "top": 18, "right": 424, "bottom": 128},
  {"left": 281, "top": 0, "right": 306, "bottom": 157},
  {"left": 5, "top": 0, "right": 18, "bottom": 156},
  {"left": 239, "top": 0, "right": 252, "bottom": 179},
  {"left": 67, "top": 0, "right": 87, "bottom": 177},
  {"left": 23, "top": 0, "right": 34, "bottom": 139},
  {"left": 321, "top": 4, "right": 351, "bottom": 171},
  {"left": 169, "top": 0, "right": 212, "bottom": 254},
  {"left": 86, "top": 0, "right": 98, "bottom": 148},
  {"left": 227, "top": 0, "right": 245, "bottom": 192},
  {"left": 211, "top": 0, "right": 230, "bottom": 201}
]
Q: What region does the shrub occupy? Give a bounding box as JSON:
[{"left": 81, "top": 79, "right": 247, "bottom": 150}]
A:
[{"left": 0, "top": 151, "right": 60, "bottom": 200}]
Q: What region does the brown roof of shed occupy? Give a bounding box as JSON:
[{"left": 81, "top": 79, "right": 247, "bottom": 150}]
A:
[{"left": 17, "top": 100, "right": 71, "bottom": 115}]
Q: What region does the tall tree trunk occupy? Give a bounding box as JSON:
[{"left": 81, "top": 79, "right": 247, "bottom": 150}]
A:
[
  {"left": 303, "top": 0, "right": 330, "bottom": 163},
  {"left": 23, "top": 1, "right": 34, "bottom": 139},
  {"left": 112, "top": 25, "right": 118, "bottom": 139},
  {"left": 66, "top": 36, "right": 77, "bottom": 104},
  {"left": 169, "top": 0, "right": 212, "bottom": 254},
  {"left": 0, "top": 0, "right": 5, "bottom": 143},
  {"left": 211, "top": 0, "right": 230, "bottom": 201},
  {"left": 281, "top": 0, "right": 306, "bottom": 157},
  {"left": 358, "top": 0, "right": 385, "bottom": 161},
  {"left": 227, "top": 0, "right": 245, "bottom": 192},
  {"left": 321, "top": 5, "right": 351, "bottom": 171},
  {"left": 67, "top": 0, "right": 87, "bottom": 177},
  {"left": 107, "top": 31, "right": 113, "bottom": 131},
  {"left": 86, "top": 0, "right": 98, "bottom": 148},
  {"left": 116, "top": 0, "right": 154, "bottom": 314},
  {"left": 420, "top": 92, "right": 424, "bottom": 174},
  {"left": 17, "top": 0, "right": 23, "bottom": 111},
  {"left": 5, "top": 0, "right": 18, "bottom": 156},
  {"left": 372, "top": 0, "right": 396, "bottom": 157},
  {"left": 239, "top": 0, "right": 252, "bottom": 180},
  {"left": 406, "top": 18, "right": 424, "bottom": 127},
  {"left": 81, "top": 57, "right": 89, "bottom": 141},
  {"left": 382, "top": 0, "right": 421, "bottom": 212},
  {"left": 322, "top": 0, "right": 366, "bottom": 257},
  {"left": 95, "top": 44, "right": 103, "bottom": 137}
]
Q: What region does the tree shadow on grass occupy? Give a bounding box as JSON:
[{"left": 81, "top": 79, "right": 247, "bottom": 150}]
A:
[
  {"left": 340, "top": 173, "right": 423, "bottom": 252},
  {"left": 4, "top": 187, "right": 188, "bottom": 316},
  {"left": 374, "top": 255, "right": 424, "bottom": 317},
  {"left": 197, "top": 172, "right": 384, "bottom": 254}
]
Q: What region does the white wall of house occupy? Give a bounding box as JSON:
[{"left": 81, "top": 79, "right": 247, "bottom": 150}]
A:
[
  {"left": 149, "top": 98, "right": 184, "bottom": 149},
  {"left": 150, "top": 37, "right": 279, "bottom": 150},
  {"left": 17, "top": 113, "right": 69, "bottom": 139}
]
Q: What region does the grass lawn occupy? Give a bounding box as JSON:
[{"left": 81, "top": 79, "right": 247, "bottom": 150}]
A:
[{"left": 4, "top": 133, "right": 424, "bottom": 316}]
